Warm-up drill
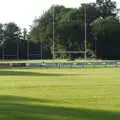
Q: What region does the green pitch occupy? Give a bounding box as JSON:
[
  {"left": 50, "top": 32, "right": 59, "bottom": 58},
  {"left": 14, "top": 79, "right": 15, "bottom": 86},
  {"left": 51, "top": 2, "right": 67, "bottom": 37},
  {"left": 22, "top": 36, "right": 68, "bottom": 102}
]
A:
[{"left": 0, "top": 68, "right": 120, "bottom": 120}]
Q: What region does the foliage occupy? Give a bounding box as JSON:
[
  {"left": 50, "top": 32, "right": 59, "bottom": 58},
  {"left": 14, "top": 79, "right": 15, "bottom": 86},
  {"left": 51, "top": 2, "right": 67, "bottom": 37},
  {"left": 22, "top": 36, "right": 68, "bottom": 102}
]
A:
[
  {"left": 91, "top": 16, "right": 120, "bottom": 59},
  {"left": 29, "top": 0, "right": 119, "bottom": 59},
  {"left": 0, "top": 0, "right": 119, "bottom": 59}
]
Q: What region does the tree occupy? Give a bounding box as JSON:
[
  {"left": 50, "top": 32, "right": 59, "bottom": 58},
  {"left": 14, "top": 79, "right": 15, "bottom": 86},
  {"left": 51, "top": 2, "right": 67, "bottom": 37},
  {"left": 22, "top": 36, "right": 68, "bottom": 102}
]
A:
[
  {"left": 30, "top": 5, "right": 99, "bottom": 58},
  {"left": 30, "top": 5, "right": 65, "bottom": 58},
  {"left": 96, "top": 0, "right": 116, "bottom": 17},
  {"left": 2, "top": 23, "right": 21, "bottom": 59},
  {"left": 29, "top": 1, "right": 119, "bottom": 59},
  {"left": 91, "top": 16, "right": 120, "bottom": 59}
]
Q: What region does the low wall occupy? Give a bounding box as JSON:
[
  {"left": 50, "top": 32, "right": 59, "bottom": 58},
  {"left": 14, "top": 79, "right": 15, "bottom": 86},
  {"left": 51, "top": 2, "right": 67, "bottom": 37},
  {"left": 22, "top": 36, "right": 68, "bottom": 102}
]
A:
[{"left": 0, "top": 61, "right": 119, "bottom": 68}]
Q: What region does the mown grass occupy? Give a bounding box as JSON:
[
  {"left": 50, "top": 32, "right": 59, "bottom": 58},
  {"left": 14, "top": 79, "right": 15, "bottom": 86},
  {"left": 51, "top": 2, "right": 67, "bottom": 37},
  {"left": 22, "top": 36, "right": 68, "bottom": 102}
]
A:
[{"left": 0, "top": 68, "right": 120, "bottom": 120}]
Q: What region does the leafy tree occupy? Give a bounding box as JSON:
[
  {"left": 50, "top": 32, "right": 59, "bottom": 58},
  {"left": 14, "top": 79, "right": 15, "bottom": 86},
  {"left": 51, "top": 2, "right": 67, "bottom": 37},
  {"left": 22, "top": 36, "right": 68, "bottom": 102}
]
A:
[
  {"left": 96, "top": 0, "right": 116, "bottom": 17},
  {"left": 3, "top": 23, "right": 21, "bottom": 57},
  {"left": 91, "top": 16, "right": 120, "bottom": 59},
  {"left": 29, "top": 1, "right": 119, "bottom": 59},
  {"left": 30, "top": 5, "right": 65, "bottom": 58}
]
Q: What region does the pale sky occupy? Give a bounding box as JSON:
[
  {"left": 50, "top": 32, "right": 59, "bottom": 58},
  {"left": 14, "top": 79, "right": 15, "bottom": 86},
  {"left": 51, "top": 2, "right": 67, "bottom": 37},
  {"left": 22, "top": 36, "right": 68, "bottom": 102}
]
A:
[{"left": 0, "top": 0, "right": 119, "bottom": 30}]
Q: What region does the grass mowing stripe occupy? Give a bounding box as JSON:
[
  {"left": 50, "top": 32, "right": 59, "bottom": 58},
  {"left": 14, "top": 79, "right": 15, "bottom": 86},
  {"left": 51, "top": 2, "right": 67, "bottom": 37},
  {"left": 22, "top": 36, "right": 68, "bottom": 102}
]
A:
[{"left": 0, "top": 68, "right": 120, "bottom": 120}]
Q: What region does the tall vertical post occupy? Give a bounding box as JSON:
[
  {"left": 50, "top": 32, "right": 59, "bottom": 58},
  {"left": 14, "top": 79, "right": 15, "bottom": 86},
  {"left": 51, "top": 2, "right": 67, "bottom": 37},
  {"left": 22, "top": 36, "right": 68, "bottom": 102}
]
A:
[
  {"left": 2, "top": 33, "right": 4, "bottom": 60},
  {"left": 84, "top": 5, "right": 87, "bottom": 60},
  {"left": 1, "top": 27, "right": 5, "bottom": 60},
  {"left": 40, "top": 10, "right": 45, "bottom": 60},
  {"left": 40, "top": 41, "right": 42, "bottom": 59},
  {"left": 23, "top": 28, "right": 29, "bottom": 60},
  {"left": 17, "top": 38, "right": 19, "bottom": 60},
  {"left": 27, "top": 39, "right": 29, "bottom": 60},
  {"left": 2, "top": 43, "right": 4, "bottom": 60},
  {"left": 52, "top": 6, "right": 55, "bottom": 59}
]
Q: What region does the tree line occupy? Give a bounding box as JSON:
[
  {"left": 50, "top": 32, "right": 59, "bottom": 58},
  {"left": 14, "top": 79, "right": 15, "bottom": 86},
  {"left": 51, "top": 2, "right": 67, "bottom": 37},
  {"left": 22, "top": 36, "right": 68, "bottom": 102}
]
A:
[
  {"left": 0, "top": 23, "right": 45, "bottom": 59},
  {"left": 0, "top": 0, "right": 120, "bottom": 60}
]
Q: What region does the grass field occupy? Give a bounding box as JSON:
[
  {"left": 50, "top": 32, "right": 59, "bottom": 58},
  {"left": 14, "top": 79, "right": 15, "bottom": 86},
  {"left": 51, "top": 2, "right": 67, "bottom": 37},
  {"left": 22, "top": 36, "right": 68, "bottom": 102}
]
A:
[{"left": 0, "top": 67, "right": 120, "bottom": 120}]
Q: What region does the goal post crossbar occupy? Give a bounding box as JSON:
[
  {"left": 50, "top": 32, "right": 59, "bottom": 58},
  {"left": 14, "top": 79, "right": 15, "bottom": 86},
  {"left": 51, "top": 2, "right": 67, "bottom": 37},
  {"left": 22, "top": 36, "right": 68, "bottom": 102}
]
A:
[{"left": 54, "top": 51, "right": 85, "bottom": 54}]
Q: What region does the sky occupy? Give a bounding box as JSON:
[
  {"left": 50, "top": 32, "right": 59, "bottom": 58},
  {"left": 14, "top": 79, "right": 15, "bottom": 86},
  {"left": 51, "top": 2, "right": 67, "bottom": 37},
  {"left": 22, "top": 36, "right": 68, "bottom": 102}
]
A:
[{"left": 0, "top": 0, "right": 119, "bottom": 30}]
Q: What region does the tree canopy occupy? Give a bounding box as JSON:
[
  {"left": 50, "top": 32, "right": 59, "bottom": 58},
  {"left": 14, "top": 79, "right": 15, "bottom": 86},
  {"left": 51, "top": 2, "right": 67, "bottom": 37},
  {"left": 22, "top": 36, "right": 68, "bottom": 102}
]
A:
[{"left": 0, "top": 0, "right": 120, "bottom": 60}]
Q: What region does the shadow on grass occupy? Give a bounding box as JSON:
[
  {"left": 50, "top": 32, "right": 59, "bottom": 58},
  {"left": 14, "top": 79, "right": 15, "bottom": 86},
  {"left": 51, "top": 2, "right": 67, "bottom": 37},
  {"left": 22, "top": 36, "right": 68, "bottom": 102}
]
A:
[
  {"left": 0, "top": 70, "right": 86, "bottom": 77},
  {"left": 0, "top": 95, "right": 53, "bottom": 103},
  {"left": 0, "top": 95, "right": 119, "bottom": 120}
]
